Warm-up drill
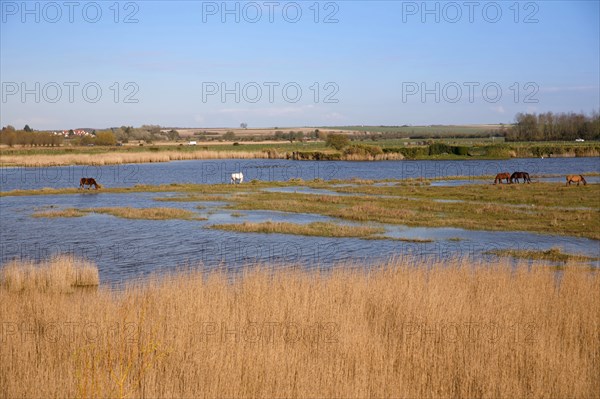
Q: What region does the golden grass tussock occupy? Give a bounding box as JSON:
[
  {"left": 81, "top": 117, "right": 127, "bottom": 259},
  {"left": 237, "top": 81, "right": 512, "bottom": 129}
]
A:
[
  {"left": 92, "top": 207, "right": 202, "bottom": 220},
  {"left": 32, "top": 208, "right": 88, "bottom": 218},
  {"left": 32, "top": 207, "right": 204, "bottom": 220},
  {"left": 1, "top": 257, "right": 599, "bottom": 398},
  {"left": 0, "top": 255, "right": 99, "bottom": 293},
  {"left": 211, "top": 221, "right": 385, "bottom": 238},
  {"left": 486, "top": 247, "right": 599, "bottom": 263}
]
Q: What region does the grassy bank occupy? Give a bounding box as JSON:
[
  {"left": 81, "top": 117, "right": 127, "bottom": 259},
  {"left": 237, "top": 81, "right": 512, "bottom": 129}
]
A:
[
  {"left": 1, "top": 257, "right": 598, "bottom": 398},
  {"left": 1, "top": 182, "right": 246, "bottom": 197},
  {"left": 0, "top": 149, "right": 277, "bottom": 167},
  {"left": 223, "top": 183, "right": 600, "bottom": 240},
  {"left": 2, "top": 141, "right": 598, "bottom": 166}
]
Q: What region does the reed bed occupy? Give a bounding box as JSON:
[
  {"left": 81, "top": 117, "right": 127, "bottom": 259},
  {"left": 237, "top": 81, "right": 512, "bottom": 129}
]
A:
[
  {"left": 1, "top": 257, "right": 598, "bottom": 398},
  {"left": 1, "top": 148, "right": 408, "bottom": 167},
  {"left": 0, "top": 150, "right": 277, "bottom": 167},
  {"left": 0, "top": 255, "right": 99, "bottom": 293}
]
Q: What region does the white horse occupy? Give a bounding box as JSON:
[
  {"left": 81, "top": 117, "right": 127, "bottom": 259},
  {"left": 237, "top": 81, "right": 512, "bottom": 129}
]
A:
[{"left": 230, "top": 172, "right": 244, "bottom": 184}]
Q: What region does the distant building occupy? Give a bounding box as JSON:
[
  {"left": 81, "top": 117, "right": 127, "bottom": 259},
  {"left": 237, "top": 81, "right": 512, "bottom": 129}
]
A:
[
  {"left": 188, "top": 141, "right": 197, "bottom": 145},
  {"left": 59, "top": 129, "right": 93, "bottom": 138}
]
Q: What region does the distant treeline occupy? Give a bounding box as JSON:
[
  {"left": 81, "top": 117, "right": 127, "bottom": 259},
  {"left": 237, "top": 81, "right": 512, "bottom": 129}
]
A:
[
  {"left": 0, "top": 128, "right": 63, "bottom": 147},
  {"left": 110, "top": 125, "right": 180, "bottom": 142},
  {"left": 350, "top": 131, "right": 501, "bottom": 140},
  {"left": 194, "top": 130, "right": 321, "bottom": 142},
  {"left": 507, "top": 112, "right": 600, "bottom": 142}
]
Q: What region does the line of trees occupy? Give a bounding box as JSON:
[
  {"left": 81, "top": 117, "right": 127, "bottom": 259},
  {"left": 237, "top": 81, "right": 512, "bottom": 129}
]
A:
[
  {"left": 0, "top": 126, "right": 63, "bottom": 147},
  {"left": 506, "top": 111, "right": 600, "bottom": 142},
  {"left": 0, "top": 125, "right": 119, "bottom": 147},
  {"left": 194, "top": 130, "right": 322, "bottom": 142}
]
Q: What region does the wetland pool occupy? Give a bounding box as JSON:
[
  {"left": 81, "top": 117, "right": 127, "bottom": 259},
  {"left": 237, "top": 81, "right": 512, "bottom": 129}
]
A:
[
  {"left": 2, "top": 157, "right": 599, "bottom": 191},
  {"left": 1, "top": 190, "right": 598, "bottom": 284}
]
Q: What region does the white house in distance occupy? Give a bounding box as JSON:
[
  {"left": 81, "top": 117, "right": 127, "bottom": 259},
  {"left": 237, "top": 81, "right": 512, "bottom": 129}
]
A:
[{"left": 52, "top": 129, "right": 94, "bottom": 137}]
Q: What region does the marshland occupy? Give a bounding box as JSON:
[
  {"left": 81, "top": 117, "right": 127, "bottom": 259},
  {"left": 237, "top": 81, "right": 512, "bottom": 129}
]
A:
[
  {"left": 3, "top": 0, "right": 600, "bottom": 395},
  {"left": 2, "top": 158, "right": 599, "bottom": 398},
  {"left": 2, "top": 156, "right": 599, "bottom": 279}
]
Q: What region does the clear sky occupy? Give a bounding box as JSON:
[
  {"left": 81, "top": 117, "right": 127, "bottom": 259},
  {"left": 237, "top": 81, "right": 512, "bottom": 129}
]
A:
[{"left": 1, "top": 0, "right": 599, "bottom": 129}]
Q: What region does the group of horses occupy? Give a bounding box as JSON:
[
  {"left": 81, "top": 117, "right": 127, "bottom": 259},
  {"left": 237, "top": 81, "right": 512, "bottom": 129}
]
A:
[
  {"left": 494, "top": 172, "right": 587, "bottom": 186},
  {"left": 493, "top": 172, "right": 532, "bottom": 184},
  {"left": 80, "top": 170, "right": 587, "bottom": 190}
]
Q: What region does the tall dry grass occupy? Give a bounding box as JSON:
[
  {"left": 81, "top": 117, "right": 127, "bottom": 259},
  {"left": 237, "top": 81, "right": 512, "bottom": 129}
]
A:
[
  {"left": 0, "top": 148, "right": 407, "bottom": 167},
  {"left": 0, "top": 257, "right": 598, "bottom": 398},
  {"left": 0, "top": 150, "right": 279, "bottom": 167},
  {"left": 0, "top": 255, "right": 99, "bottom": 293}
]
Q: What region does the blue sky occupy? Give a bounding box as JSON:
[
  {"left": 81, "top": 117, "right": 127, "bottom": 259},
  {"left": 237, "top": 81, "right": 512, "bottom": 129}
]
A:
[{"left": 1, "top": 0, "right": 599, "bottom": 129}]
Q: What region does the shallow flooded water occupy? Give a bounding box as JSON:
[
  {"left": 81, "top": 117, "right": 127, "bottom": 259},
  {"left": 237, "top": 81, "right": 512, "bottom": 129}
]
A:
[
  {"left": 1, "top": 157, "right": 599, "bottom": 192},
  {"left": 1, "top": 189, "right": 598, "bottom": 284},
  {"left": 2, "top": 157, "right": 599, "bottom": 283}
]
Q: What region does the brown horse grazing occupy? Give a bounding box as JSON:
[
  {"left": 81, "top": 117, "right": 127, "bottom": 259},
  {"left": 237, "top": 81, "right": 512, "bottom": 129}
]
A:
[
  {"left": 566, "top": 175, "right": 587, "bottom": 186},
  {"left": 510, "top": 172, "right": 531, "bottom": 184},
  {"left": 79, "top": 178, "right": 101, "bottom": 189},
  {"left": 494, "top": 173, "right": 511, "bottom": 184}
]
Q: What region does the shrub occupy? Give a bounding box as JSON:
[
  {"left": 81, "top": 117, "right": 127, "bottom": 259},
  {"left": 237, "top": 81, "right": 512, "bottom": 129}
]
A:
[
  {"left": 452, "top": 146, "right": 470, "bottom": 156},
  {"left": 325, "top": 133, "right": 350, "bottom": 150},
  {"left": 428, "top": 143, "right": 452, "bottom": 155}
]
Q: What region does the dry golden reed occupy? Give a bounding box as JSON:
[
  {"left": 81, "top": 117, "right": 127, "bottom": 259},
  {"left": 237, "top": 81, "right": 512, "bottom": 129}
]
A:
[
  {"left": 0, "top": 255, "right": 99, "bottom": 293},
  {"left": 212, "top": 221, "right": 386, "bottom": 238},
  {"left": 0, "top": 257, "right": 598, "bottom": 398},
  {"left": 32, "top": 207, "right": 204, "bottom": 220},
  {"left": 0, "top": 150, "right": 277, "bottom": 167},
  {"left": 0, "top": 148, "right": 406, "bottom": 167}
]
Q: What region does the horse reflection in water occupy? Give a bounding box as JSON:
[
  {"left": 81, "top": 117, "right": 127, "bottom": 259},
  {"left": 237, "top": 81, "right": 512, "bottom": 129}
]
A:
[{"left": 230, "top": 173, "right": 244, "bottom": 184}]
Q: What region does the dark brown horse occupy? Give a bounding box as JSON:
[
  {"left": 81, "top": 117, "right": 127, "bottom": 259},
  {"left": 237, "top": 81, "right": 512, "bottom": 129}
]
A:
[
  {"left": 510, "top": 172, "right": 531, "bottom": 184},
  {"left": 494, "top": 173, "right": 511, "bottom": 184},
  {"left": 566, "top": 175, "right": 587, "bottom": 186},
  {"left": 79, "top": 178, "right": 101, "bottom": 189}
]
